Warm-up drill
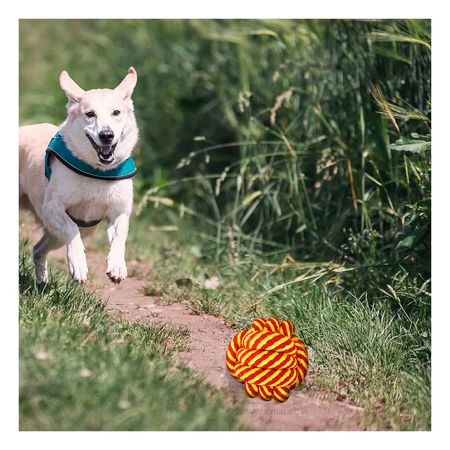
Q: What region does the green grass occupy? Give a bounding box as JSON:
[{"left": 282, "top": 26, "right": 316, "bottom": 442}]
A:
[
  {"left": 268, "top": 285, "right": 431, "bottom": 430},
  {"left": 19, "top": 241, "right": 244, "bottom": 431}
]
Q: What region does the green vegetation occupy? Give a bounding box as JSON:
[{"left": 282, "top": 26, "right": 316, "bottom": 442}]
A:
[
  {"left": 20, "top": 19, "right": 431, "bottom": 430},
  {"left": 19, "top": 242, "right": 243, "bottom": 431}
]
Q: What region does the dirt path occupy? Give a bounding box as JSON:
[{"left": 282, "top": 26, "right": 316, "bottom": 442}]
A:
[{"left": 21, "top": 218, "right": 365, "bottom": 430}]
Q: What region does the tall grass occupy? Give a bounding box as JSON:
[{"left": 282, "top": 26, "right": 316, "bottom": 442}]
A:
[
  {"left": 130, "top": 20, "right": 430, "bottom": 292},
  {"left": 20, "top": 20, "right": 431, "bottom": 276}
]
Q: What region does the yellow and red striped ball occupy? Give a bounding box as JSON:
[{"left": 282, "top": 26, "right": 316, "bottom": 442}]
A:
[{"left": 226, "top": 317, "right": 308, "bottom": 402}]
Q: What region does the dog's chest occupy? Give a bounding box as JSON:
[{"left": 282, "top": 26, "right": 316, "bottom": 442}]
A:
[
  {"left": 66, "top": 202, "right": 108, "bottom": 222},
  {"left": 63, "top": 177, "right": 131, "bottom": 222}
]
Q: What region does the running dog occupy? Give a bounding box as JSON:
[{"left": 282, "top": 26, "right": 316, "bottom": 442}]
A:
[{"left": 19, "top": 68, "right": 139, "bottom": 284}]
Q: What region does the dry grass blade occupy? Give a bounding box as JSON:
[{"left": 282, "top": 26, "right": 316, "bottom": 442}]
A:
[
  {"left": 270, "top": 87, "right": 293, "bottom": 126},
  {"left": 347, "top": 159, "right": 358, "bottom": 211},
  {"left": 370, "top": 84, "right": 400, "bottom": 133},
  {"left": 371, "top": 83, "right": 430, "bottom": 127}
]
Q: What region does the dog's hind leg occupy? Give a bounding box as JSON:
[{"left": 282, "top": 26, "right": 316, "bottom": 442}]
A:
[
  {"left": 33, "top": 232, "right": 63, "bottom": 282},
  {"left": 41, "top": 193, "right": 89, "bottom": 283}
]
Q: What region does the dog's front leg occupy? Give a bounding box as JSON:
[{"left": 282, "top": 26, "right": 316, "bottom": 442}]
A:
[
  {"left": 42, "top": 196, "right": 88, "bottom": 283},
  {"left": 106, "top": 212, "right": 130, "bottom": 283}
]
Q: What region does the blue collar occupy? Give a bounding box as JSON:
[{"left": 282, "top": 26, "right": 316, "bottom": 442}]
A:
[{"left": 45, "top": 131, "right": 137, "bottom": 181}]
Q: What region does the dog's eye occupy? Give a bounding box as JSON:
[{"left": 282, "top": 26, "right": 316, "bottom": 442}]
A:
[
  {"left": 112, "top": 110, "right": 121, "bottom": 116},
  {"left": 85, "top": 111, "right": 96, "bottom": 119}
]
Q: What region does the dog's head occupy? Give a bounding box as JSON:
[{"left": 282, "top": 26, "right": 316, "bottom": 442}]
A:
[{"left": 59, "top": 68, "right": 138, "bottom": 168}]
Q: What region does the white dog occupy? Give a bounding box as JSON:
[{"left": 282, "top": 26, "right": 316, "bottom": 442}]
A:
[{"left": 19, "top": 68, "right": 139, "bottom": 284}]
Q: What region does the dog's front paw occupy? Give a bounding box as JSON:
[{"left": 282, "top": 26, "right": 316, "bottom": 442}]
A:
[
  {"left": 106, "top": 255, "right": 127, "bottom": 284},
  {"left": 67, "top": 242, "right": 88, "bottom": 283}
]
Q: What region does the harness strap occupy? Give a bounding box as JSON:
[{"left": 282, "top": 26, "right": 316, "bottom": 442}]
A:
[{"left": 66, "top": 211, "right": 102, "bottom": 228}]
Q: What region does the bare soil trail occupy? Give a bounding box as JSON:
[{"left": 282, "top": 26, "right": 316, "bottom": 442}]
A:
[{"left": 20, "top": 217, "right": 365, "bottom": 431}]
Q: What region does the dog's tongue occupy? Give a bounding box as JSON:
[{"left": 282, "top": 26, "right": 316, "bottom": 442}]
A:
[{"left": 100, "top": 145, "right": 113, "bottom": 157}]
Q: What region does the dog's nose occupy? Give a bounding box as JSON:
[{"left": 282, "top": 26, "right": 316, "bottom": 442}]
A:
[{"left": 99, "top": 127, "right": 114, "bottom": 144}]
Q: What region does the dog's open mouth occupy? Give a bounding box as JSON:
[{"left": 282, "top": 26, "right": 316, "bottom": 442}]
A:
[{"left": 86, "top": 134, "right": 117, "bottom": 165}]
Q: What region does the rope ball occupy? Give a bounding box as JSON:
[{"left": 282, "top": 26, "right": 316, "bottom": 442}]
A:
[{"left": 226, "top": 317, "right": 308, "bottom": 402}]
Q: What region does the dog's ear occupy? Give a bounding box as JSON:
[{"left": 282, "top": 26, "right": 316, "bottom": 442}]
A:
[
  {"left": 115, "top": 67, "right": 137, "bottom": 100},
  {"left": 59, "top": 71, "right": 85, "bottom": 103}
]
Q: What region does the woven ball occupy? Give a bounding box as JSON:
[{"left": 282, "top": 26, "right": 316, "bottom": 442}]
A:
[{"left": 226, "top": 317, "right": 308, "bottom": 402}]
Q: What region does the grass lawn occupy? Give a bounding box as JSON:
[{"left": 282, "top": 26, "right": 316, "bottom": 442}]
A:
[{"left": 19, "top": 241, "right": 244, "bottom": 431}]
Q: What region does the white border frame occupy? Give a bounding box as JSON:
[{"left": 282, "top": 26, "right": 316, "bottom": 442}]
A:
[{"left": 2, "top": 1, "right": 446, "bottom": 447}]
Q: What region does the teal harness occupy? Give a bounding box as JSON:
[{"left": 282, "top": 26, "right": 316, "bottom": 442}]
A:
[
  {"left": 45, "top": 131, "right": 137, "bottom": 227},
  {"left": 45, "top": 131, "right": 137, "bottom": 181}
]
